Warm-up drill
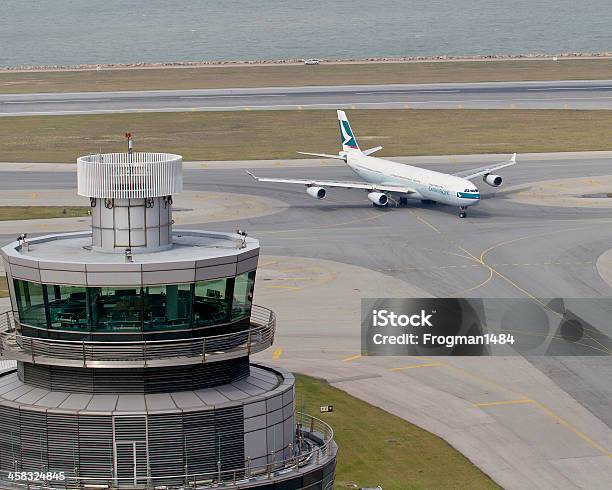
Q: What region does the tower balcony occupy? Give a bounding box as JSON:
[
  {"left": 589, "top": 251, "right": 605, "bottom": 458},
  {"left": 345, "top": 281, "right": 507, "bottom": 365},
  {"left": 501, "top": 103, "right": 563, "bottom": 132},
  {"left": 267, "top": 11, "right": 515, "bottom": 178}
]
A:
[{"left": 0, "top": 306, "right": 275, "bottom": 368}]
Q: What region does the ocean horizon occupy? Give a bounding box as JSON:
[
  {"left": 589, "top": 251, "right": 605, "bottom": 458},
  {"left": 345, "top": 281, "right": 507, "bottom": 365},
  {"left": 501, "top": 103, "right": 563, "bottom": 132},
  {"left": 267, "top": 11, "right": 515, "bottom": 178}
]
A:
[{"left": 1, "top": 0, "right": 611, "bottom": 68}]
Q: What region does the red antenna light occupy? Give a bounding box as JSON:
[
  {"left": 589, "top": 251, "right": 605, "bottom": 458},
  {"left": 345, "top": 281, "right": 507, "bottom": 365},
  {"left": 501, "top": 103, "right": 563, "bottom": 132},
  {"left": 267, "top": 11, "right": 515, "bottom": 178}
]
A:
[{"left": 125, "top": 132, "right": 134, "bottom": 157}]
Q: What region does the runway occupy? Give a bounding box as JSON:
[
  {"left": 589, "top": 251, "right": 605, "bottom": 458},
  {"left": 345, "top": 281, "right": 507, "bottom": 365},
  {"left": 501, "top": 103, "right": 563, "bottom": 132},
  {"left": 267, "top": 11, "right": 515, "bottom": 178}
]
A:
[
  {"left": 4, "top": 79, "right": 612, "bottom": 116},
  {"left": 1, "top": 153, "right": 611, "bottom": 488}
]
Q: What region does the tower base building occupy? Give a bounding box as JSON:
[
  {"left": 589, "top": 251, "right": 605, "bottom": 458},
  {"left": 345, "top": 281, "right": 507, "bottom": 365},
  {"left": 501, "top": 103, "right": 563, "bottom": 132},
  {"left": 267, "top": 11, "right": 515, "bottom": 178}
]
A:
[{"left": 0, "top": 152, "right": 336, "bottom": 489}]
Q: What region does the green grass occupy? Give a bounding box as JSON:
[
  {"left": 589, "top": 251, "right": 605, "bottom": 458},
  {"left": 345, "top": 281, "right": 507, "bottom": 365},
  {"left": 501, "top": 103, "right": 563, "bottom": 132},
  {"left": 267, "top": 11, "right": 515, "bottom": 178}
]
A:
[
  {"left": 3, "top": 59, "right": 612, "bottom": 94},
  {"left": 295, "top": 374, "right": 499, "bottom": 490},
  {"left": 0, "top": 206, "right": 90, "bottom": 220},
  {"left": 0, "top": 276, "right": 8, "bottom": 298},
  {"left": 3, "top": 109, "right": 612, "bottom": 162}
]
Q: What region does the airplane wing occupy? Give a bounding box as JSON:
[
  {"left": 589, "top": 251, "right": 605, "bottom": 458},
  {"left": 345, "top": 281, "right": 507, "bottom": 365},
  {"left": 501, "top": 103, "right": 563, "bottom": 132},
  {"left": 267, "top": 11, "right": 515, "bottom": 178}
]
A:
[
  {"left": 453, "top": 153, "right": 517, "bottom": 180},
  {"left": 245, "top": 171, "right": 416, "bottom": 194}
]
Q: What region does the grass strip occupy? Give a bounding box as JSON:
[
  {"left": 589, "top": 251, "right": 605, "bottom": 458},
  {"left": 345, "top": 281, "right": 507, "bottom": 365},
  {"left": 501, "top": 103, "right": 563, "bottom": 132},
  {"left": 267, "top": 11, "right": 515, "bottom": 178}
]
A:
[
  {"left": 0, "top": 276, "right": 8, "bottom": 298},
  {"left": 0, "top": 206, "right": 89, "bottom": 221},
  {"left": 295, "top": 374, "right": 500, "bottom": 489},
  {"left": 1, "top": 109, "right": 612, "bottom": 162}
]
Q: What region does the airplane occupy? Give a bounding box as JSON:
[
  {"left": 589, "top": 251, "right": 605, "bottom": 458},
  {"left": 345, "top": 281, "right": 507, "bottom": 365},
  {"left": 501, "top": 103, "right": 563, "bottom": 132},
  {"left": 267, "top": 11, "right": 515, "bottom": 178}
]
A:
[{"left": 246, "top": 110, "right": 517, "bottom": 218}]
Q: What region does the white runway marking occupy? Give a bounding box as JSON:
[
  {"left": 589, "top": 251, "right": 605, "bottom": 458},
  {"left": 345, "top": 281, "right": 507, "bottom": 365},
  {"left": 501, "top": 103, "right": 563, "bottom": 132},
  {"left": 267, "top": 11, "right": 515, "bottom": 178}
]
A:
[
  {"left": 3, "top": 98, "right": 111, "bottom": 104},
  {"left": 356, "top": 90, "right": 461, "bottom": 95},
  {"left": 527, "top": 86, "right": 612, "bottom": 91},
  {"left": 179, "top": 94, "right": 286, "bottom": 99}
]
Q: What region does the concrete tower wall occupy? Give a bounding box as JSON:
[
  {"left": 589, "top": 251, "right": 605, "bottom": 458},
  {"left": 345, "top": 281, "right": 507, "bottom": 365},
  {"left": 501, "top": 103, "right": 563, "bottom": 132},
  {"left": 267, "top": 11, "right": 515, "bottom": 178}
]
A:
[
  {"left": 91, "top": 197, "right": 173, "bottom": 252},
  {"left": 0, "top": 364, "right": 296, "bottom": 484}
]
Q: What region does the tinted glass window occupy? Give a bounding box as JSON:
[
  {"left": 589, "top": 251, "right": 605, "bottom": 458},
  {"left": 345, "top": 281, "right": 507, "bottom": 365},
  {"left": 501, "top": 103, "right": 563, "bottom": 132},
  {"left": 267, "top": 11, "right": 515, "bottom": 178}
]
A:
[
  {"left": 11, "top": 274, "right": 257, "bottom": 335},
  {"left": 89, "top": 287, "right": 143, "bottom": 332},
  {"left": 47, "top": 284, "right": 89, "bottom": 331},
  {"left": 13, "top": 279, "right": 47, "bottom": 328},
  {"left": 232, "top": 271, "right": 255, "bottom": 320},
  {"left": 194, "top": 278, "right": 232, "bottom": 327},
  {"left": 143, "top": 284, "right": 193, "bottom": 331}
]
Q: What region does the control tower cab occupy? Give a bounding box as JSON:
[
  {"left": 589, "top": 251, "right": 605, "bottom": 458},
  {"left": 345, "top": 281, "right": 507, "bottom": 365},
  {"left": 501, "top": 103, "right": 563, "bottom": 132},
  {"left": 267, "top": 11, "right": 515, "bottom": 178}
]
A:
[{"left": 0, "top": 151, "right": 336, "bottom": 489}]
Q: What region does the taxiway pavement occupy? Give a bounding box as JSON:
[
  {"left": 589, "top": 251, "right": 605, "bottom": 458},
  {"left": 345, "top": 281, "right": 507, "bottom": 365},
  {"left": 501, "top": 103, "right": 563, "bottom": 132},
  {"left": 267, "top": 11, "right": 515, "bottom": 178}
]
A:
[{"left": 1, "top": 152, "right": 611, "bottom": 488}]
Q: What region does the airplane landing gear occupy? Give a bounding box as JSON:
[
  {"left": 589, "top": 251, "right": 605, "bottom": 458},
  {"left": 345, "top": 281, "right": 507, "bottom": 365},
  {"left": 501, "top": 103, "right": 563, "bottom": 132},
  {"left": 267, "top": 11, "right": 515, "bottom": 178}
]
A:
[{"left": 459, "top": 206, "right": 467, "bottom": 218}]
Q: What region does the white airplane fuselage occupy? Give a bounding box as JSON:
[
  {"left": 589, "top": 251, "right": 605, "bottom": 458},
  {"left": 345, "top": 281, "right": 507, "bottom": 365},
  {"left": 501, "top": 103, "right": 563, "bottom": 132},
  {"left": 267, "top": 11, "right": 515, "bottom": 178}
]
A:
[
  {"left": 345, "top": 151, "right": 481, "bottom": 207},
  {"left": 246, "top": 110, "right": 516, "bottom": 218}
]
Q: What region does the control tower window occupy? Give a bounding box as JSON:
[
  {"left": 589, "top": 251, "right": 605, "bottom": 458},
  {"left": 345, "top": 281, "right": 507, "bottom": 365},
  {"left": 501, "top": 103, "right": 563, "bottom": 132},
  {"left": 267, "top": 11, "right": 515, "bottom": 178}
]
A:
[
  {"left": 13, "top": 279, "right": 47, "bottom": 328},
  {"left": 143, "top": 284, "right": 193, "bottom": 331},
  {"left": 194, "top": 278, "right": 233, "bottom": 327},
  {"left": 11, "top": 275, "right": 258, "bottom": 336},
  {"left": 47, "top": 284, "right": 88, "bottom": 330},
  {"left": 232, "top": 271, "right": 256, "bottom": 320},
  {"left": 90, "top": 287, "right": 144, "bottom": 332}
]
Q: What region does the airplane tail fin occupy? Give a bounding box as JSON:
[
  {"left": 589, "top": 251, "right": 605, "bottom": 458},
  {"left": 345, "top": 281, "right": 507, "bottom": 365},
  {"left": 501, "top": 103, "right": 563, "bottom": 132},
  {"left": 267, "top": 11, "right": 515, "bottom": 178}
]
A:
[
  {"left": 297, "top": 110, "right": 364, "bottom": 161},
  {"left": 337, "top": 110, "right": 360, "bottom": 151}
]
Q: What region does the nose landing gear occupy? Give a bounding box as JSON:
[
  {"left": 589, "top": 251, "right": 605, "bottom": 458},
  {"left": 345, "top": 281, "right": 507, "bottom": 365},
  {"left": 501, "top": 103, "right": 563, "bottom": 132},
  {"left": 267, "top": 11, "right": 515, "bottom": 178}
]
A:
[{"left": 459, "top": 206, "right": 467, "bottom": 218}]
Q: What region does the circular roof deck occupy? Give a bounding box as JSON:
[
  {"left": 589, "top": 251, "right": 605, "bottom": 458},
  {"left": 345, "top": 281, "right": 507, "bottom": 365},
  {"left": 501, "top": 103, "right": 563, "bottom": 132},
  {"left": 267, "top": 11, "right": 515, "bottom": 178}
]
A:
[
  {"left": 1, "top": 230, "right": 259, "bottom": 287},
  {"left": 3, "top": 230, "right": 258, "bottom": 265},
  {"left": 0, "top": 363, "right": 292, "bottom": 415}
]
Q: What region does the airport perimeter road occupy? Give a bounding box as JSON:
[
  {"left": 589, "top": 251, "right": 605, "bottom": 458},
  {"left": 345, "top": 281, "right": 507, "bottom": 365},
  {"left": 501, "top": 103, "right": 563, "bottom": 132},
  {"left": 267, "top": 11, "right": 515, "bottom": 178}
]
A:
[
  {"left": 5, "top": 80, "right": 612, "bottom": 115},
  {"left": 1, "top": 152, "right": 611, "bottom": 488}
]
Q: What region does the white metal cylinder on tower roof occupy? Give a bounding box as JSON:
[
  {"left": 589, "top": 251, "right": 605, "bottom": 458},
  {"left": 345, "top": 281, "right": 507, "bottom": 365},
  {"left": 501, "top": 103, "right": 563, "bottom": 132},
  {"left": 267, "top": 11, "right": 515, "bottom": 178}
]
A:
[{"left": 77, "top": 152, "right": 183, "bottom": 199}]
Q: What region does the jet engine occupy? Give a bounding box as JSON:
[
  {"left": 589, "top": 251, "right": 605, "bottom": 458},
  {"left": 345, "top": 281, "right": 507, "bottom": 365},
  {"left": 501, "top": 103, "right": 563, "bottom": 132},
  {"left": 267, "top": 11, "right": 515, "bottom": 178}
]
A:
[
  {"left": 367, "top": 191, "right": 388, "bottom": 206},
  {"left": 483, "top": 174, "right": 503, "bottom": 187},
  {"left": 306, "top": 186, "right": 326, "bottom": 199}
]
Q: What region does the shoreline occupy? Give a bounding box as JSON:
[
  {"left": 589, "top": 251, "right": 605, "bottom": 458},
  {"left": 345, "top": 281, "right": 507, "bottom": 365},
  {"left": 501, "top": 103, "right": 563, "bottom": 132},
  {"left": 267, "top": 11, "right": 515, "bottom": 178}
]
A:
[{"left": 2, "top": 52, "right": 612, "bottom": 73}]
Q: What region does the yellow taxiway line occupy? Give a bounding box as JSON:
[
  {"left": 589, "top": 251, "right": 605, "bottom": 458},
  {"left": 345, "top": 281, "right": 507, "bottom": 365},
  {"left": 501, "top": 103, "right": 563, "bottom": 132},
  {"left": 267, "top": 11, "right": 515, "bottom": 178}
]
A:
[
  {"left": 473, "top": 399, "right": 533, "bottom": 407},
  {"left": 390, "top": 362, "right": 442, "bottom": 371}
]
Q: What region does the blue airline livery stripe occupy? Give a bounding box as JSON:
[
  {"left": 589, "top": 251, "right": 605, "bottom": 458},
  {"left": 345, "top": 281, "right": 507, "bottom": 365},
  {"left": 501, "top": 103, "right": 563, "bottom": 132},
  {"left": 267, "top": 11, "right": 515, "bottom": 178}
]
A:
[{"left": 457, "top": 192, "right": 480, "bottom": 199}]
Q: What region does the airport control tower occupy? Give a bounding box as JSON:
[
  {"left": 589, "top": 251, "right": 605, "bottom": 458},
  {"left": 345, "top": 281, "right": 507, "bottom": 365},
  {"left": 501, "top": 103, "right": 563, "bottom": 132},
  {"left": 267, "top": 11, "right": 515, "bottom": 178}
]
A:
[{"left": 0, "top": 151, "right": 336, "bottom": 489}]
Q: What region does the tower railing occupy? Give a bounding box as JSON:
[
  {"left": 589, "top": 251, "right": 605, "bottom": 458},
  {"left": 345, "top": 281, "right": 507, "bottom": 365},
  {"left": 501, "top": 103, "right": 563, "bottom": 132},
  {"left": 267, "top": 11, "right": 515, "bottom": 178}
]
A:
[
  {"left": 0, "top": 306, "right": 275, "bottom": 368},
  {"left": 77, "top": 152, "right": 183, "bottom": 199}
]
